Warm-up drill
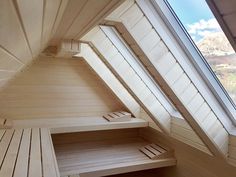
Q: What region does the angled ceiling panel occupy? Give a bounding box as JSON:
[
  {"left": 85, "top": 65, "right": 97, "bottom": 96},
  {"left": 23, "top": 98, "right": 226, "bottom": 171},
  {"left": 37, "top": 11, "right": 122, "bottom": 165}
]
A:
[
  {"left": 103, "top": 0, "right": 229, "bottom": 157},
  {"left": 81, "top": 27, "right": 172, "bottom": 134},
  {"left": 206, "top": 0, "right": 236, "bottom": 51}
]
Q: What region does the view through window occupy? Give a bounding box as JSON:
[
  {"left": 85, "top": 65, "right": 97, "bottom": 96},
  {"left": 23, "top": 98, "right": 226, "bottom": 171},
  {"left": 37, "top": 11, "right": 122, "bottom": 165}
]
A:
[{"left": 166, "top": 0, "right": 236, "bottom": 106}]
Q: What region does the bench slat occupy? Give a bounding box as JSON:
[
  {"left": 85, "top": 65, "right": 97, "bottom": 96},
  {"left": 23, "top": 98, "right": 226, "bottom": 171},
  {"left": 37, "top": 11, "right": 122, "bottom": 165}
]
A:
[
  {"left": 0, "top": 129, "right": 22, "bottom": 177},
  {"left": 0, "top": 129, "right": 6, "bottom": 140},
  {"left": 0, "top": 129, "right": 14, "bottom": 165},
  {"left": 29, "top": 128, "right": 42, "bottom": 177},
  {"left": 13, "top": 128, "right": 31, "bottom": 177},
  {"left": 41, "top": 128, "right": 59, "bottom": 177}
]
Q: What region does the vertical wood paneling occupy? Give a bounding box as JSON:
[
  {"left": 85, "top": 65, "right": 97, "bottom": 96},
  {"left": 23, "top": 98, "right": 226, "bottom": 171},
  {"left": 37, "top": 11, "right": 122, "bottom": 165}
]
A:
[
  {"left": 0, "top": 0, "right": 32, "bottom": 64},
  {"left": 16, "top": 0, "right": 44, "bottom": 57},
  {"left": 0, "top": 0, "right": 66, "bottom": 90},
  {"left": 42, "top": 0, "right": 61, "bottom": 48}
]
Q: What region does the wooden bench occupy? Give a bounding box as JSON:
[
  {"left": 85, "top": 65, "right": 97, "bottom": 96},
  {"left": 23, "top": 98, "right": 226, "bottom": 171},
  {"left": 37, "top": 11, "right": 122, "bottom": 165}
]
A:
[
  {"left": 12, "top": 117, "right": 148, "bottom": 134},
  {"left": 53, "top": 130, "right": 176, "bottom": 177},
  {"left": 0, "top": 128, "right": 59, "bottom": 177}
]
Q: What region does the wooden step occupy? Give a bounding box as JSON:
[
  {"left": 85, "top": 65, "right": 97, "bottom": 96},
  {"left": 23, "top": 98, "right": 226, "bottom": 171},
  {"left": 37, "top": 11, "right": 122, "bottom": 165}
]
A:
[
  {"left": 139, "top": 144, "right": 173, "bottom": 160},
  {"left": 103, "top": 111, "right": 132, "bottom": 122}
]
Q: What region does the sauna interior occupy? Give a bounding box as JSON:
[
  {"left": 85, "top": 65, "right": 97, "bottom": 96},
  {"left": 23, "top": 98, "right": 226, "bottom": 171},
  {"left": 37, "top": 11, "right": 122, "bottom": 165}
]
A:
[{"left": 1, "top": 0, "right": 236, "bottom": 177}]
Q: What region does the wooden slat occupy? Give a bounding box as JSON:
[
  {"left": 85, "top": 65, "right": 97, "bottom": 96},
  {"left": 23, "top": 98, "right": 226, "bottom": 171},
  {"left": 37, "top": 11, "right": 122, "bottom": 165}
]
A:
[
  {"left": 41, "top": 128, "right": 58, "bottom": 177},
  {"left": 0, "top": 129, "right": 14, "bottom": 165},
  {"left": 0, "top": 118, "right": 5, "bottom": 126},
  {"left": 0, "top": 129, "right": 22, "bottom": 177},
  {"left": 0, "top": 129, "right": 6, "bottom": 140},
  {"left": 28, "top": 128, "right": 42, "bottom": 177},
  {"left": 145, "top": 145, "right": 161, "bottom": 156},
  {"left": 140, "top": 147, "right": 156, "bottom": 159},
  {"left": 139, "top": 144, "right": 172, "bottom": 160},
  {"left": 150, "top": 144, "right": 166, "bottom": 153},
  {"left": 13, "top": 128, "right": 31, "bottom": 177}
]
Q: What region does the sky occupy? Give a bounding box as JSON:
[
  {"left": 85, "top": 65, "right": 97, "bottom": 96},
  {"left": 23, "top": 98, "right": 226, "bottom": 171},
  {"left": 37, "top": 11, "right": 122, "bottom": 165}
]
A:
[{"left": 167, "top": 0, "right": 222, "bottom": 42}]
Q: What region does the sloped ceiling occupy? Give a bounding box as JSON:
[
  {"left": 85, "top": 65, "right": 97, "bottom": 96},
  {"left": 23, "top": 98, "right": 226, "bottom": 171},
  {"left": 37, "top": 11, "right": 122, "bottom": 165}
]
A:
[
  {"left": 0, "top": 0, "right": 123, "bottom": 90},
  {"left": 207, "top": 0, "right": 236, "bottom": 51}
]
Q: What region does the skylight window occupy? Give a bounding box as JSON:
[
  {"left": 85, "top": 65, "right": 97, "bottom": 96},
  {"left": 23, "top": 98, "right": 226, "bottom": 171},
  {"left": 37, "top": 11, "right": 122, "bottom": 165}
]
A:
[{"left": 166, "top": 0, "right": 236, "bottom": 110}]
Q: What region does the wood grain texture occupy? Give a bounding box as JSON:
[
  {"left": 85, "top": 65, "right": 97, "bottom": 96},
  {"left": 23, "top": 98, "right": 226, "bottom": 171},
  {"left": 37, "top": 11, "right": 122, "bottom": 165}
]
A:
[
  {"left": 52, "top": 129, "right": 176, "bottom": 177},
  {"left": 81, "top": 28, "right": 171, "bottom": 134},
  {"left": 0, "top": 0, "right": 67, "bottom": 90},
  {"left": 140, "top": 127, "right": 236, "bottom": 177},
  {"left": 0, "top": 128, "right": 59, "bottom": 177},
  {"left": 0, "top": 56, "right": 126, "bottom": 119},
  {"left": 104, "top": 1, "right": 229, "bottom": 157},
  {"left": 12, "top": 117, "right": 148, "bottom": 134}
]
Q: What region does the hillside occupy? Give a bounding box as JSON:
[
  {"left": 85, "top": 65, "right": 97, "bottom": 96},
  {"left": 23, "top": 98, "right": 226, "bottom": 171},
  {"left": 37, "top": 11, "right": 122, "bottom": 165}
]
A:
[{"left": 196, "top": 32, "right": 236, "bottom": 103}]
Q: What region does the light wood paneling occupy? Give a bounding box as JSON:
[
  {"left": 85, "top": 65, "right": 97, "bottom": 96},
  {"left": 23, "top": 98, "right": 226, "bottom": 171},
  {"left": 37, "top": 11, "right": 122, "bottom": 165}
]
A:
[
  {"left": 0, "top": 56, "right": 125, "bottom": 119},
  {"left": 80, "top": 43, "right": 141, "bottom": 117},
  {"left": 81, "top": 28, "right": 172, "bottom": 134},
  {"left": 15, "top": 0, "right": 43, "bottom": 57},
  {"left": 11, "top": 117, "right": 148, "bottom": 134},
  {"left": 229, "top": 134, "right": 236, "bottom": 166},
  {"left": 171, "top": 117, "right": 211, "bottom": 154},
  {"left": 42, "top": 0, "right": 61, "bottom": 48},
  {"left": 52, "top": 129, "right": 176, "bottom": 177},
  {"left": 0, "top": 0, "right": 67, "bottom": 90},
  {"left": 0, "top": 128, "right": 59, "bottom": 177},
  {"left": 140, "top": 127, "right": 236, "bottom": 177},
  {"left": 104, "top": 1, "right": 229, "bottom": 156},
  {"left": 49, "top": 0, "right": 123, "bottom": 45}
]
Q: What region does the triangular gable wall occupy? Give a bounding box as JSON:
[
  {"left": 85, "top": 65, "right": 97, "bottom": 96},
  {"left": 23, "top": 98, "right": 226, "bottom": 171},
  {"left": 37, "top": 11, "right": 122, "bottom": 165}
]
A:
[{"left": 0, "top": 56, "right": 128, "bottom": 119}]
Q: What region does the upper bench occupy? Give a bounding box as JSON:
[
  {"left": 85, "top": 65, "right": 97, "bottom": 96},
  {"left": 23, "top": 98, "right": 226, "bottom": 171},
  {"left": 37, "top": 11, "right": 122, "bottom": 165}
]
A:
[{"left": 12, "top": 117, "right": 148, "bottom": 134}]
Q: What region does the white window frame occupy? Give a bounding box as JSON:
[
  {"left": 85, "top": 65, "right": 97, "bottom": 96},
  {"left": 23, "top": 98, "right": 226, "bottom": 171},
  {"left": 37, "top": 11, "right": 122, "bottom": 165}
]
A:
[{"left": 146, "top": 0, "right": 236, "bottom": 127}]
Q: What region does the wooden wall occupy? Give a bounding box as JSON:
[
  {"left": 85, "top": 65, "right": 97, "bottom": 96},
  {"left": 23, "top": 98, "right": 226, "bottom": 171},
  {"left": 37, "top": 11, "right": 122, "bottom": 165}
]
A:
[
  {"left": 0, "top": 56, "right": 126, "bottom": 119},
  {"left": 0, "top": 0, "right": 67, "bottom": 89},
  {"left": 49, "top": 0, "right": 123, "bottom": 45},
  {"left": 104, "top": 0, "right": 229, "bottom": 156},
  {"left": 140, "top": 128, "right": 236, "bottom": 177},
  {"left": 229, "top": 134, "right": 236, "bottom": 166}
]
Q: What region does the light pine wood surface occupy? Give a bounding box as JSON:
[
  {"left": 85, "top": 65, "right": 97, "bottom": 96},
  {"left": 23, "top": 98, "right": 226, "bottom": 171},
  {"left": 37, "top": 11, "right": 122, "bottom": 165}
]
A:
[{"left": 0, "top": 128, "right": 59, "bottom": 177}]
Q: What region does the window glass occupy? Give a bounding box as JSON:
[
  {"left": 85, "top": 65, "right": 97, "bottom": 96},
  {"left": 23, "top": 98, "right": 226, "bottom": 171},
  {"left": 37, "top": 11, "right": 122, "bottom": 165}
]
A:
[{"left": 167, "top": 0, "right": 236, "bottom": 106}]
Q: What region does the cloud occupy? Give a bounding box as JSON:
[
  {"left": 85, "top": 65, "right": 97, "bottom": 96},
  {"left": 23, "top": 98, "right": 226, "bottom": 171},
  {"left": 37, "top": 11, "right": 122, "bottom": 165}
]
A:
[{"left": 186, "top": 18, "right": 221, "bottom": 41}]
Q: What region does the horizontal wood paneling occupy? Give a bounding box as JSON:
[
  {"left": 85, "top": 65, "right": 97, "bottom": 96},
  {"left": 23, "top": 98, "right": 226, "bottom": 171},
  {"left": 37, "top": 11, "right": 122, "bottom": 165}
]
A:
[{"left": 0, "top": 57, "right": 125, "bottom": 119}]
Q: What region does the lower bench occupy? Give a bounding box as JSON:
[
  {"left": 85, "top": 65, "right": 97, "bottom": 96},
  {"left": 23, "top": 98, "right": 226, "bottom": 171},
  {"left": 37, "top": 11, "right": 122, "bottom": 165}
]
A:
[
  {"left": 0, "top": 128, "right": 59, "bottom": 177},
  {"left": 53, "top": 130, "right": 176, "bottom": 177}
]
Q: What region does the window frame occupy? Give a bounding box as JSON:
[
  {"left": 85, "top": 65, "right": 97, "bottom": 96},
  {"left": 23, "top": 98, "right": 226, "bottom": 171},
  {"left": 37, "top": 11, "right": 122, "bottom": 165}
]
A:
[{"left": 146, "top": 0, "right": 236, "bottom": 127}]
